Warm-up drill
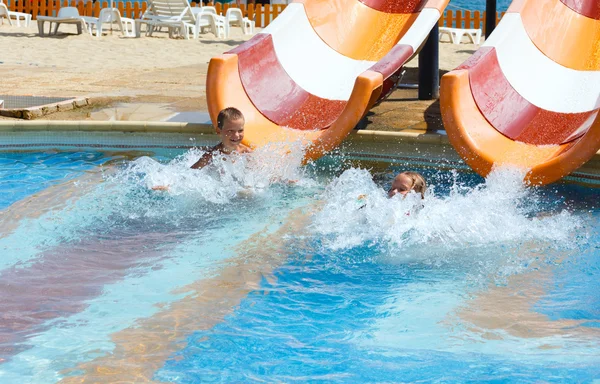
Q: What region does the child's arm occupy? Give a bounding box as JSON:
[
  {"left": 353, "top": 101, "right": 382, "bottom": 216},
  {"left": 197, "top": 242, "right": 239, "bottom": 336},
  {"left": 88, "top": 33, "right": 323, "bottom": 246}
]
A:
[{"left": 190, "top": 151, "right": 214, "bottom": 169}]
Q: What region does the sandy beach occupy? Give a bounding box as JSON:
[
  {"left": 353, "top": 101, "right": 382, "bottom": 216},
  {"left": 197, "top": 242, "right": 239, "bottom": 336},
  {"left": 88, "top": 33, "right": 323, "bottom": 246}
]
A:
[{"left": 0, "top": 22, "right": 479, "bottom": 125}]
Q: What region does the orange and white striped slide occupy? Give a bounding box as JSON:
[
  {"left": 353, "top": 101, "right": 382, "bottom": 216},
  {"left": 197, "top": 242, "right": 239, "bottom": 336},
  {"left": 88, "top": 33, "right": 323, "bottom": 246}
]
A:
[
  {"left": 207, "top": 0, "right": 449, "bottom": 162},
  {"left": 441, "top": 0, "right": 600, "bottom": 185}
]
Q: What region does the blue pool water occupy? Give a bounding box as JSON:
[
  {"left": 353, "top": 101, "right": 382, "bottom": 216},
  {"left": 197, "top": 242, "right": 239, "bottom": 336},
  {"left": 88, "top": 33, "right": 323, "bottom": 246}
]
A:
[
  {"left": 0, "top": 149, "right": 598, "bottom": 383},
  {"left": 159, "top": 253, "right": 600, "bottom": 382},
  {"left": 0, "top": 152, "right": 112, "bottom": 210}
]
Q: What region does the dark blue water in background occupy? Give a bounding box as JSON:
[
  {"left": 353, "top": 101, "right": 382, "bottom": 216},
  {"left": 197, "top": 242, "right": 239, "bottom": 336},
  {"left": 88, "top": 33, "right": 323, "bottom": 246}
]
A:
[{"left": 449, "top": 0, "right": 511, "bottom": 11}]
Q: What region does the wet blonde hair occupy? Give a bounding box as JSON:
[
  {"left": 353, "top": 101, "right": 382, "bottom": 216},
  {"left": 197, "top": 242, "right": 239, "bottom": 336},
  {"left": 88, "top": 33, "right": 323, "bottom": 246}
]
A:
[
  {"left": 217, "top": 107, "right": 245, "bottom": 130},
  {"left": 401, "top": 171, "right": 427, "bottom": 198}
]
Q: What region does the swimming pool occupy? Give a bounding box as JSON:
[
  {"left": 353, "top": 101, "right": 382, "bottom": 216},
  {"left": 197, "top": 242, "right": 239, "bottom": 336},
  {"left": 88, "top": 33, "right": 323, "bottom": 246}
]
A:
[{"left": 0, "top": 146, "right": 598, "bottom": 383}]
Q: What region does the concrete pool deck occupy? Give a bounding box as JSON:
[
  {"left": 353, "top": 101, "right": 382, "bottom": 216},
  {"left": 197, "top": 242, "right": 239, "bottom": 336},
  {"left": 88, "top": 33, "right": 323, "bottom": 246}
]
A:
[{"left": 0, "top": 22, "right": 466, "bottom": 127}]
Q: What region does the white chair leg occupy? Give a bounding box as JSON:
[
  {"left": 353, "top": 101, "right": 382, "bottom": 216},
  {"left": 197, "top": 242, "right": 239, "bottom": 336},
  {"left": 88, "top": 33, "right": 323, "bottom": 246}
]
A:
[
  {"left": 209, "top": 18, "right": 216, "bottom": 37},
  {"left": 181, "top": 25, "right": 189, "bottom": 39},
  {"left": 450, "top": 32, "right": 458, "bottom": 44},
  {"left": 243, "top": 19, "right": 253, "bottom": 34},
  {"left": 128, "top": 20, "right": 135, "bottom": 36}
]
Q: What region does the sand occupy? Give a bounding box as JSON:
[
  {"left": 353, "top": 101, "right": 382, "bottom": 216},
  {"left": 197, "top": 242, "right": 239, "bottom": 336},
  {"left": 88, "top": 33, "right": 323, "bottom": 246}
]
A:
[
  {"left": 1, "top": 23, "right": 257, "bottom": 110},
  {"left": 0, "top": 22, "right": 480, "bottom": 125}
]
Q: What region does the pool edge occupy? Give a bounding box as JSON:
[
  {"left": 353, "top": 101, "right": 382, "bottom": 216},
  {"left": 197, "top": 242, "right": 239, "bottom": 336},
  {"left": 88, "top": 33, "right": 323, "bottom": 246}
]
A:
[{"left": 0, "top": 120, "right": 599, "bottom": 185}]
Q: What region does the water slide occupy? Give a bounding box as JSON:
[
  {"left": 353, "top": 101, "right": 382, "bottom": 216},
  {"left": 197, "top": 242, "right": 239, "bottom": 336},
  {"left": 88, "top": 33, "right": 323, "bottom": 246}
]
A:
[
  {"left": 207, "top": 0, "right": 449, "bottom": 162},
  {"left": 441, "top": 0, "right": 600, "bottom": 185}
]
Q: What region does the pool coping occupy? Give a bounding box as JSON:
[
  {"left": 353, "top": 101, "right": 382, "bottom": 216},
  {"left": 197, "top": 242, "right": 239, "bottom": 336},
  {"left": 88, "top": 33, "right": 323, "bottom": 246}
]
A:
[
  {"left": 0, "top": 119, "right": 212, "bottom": 133},
  {"left": 0, "top": 97, "right": 91, "bottom": 120}
]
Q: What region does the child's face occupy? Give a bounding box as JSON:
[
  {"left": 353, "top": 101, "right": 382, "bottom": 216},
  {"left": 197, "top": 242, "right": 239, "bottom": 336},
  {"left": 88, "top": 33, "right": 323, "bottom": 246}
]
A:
[
  {"left": 388, "top": 174, "right": 413, "bottom": 198},
  {"left": 218, "top": 118, "right": 245, "bottom": 151}
]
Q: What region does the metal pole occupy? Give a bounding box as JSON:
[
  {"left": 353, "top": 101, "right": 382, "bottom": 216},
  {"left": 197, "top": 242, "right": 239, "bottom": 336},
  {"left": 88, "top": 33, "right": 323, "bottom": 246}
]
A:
[
  {"left": 485, "top": 0, "right": 497, "bottom": 39},
  {"left": 418, "top": 24, "right": 439, "bottom": 100}
]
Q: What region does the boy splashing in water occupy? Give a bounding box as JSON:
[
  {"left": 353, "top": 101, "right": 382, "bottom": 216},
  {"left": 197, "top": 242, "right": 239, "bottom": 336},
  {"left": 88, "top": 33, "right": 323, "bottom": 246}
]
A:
[
  {"left": 151, "top": 107, "right": 252, "bottom": 191},
  {"left": 191, "top": 107, "right": 252, "bottom": 169}
]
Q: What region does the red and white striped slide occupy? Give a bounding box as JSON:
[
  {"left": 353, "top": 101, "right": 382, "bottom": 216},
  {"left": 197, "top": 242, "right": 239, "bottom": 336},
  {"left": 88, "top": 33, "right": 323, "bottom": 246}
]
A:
[
  {"left": 441, "top": 0, "right": 600, "bottom": 185},
  {"left": 207, "top": 0, "right": 449, "bottom": 162}
]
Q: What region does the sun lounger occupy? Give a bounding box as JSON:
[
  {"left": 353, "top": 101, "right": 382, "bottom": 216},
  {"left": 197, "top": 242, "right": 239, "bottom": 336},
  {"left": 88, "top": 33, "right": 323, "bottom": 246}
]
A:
[
  {"left": 92, "top": 8, "right": 135, "bottom": 37},
  {"left": 439, "top": 27, "right": 481, "bottom": 45},
  {"left": 134, "top": 0, "right": 197, "bottom": 39},
  {"left": 37, "top": 7, "right": 96, "bottom": 36},
  {"left": 0, "top": 1, "right": 32, "bottom": 27},
  {"left": 192, "top": 6, "right": 225, "bottom": 38},
  {"left": 224, "top": 7, "right": 253, "bottom": 37}
]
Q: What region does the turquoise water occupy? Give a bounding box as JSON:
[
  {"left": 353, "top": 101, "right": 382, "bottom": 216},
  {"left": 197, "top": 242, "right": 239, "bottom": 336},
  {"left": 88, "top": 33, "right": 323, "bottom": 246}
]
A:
[
  {"left": 0, "top": 149, "right": 598, "bottom": 383},
  {"left": 0, "top": 152, "right": 111, "bottom": 210},
  {"left": 155, "top": 168, "right": 600, "bottom": 383},
  {"left": 158, "top": 256, "right": 600, "bottom": 382}
]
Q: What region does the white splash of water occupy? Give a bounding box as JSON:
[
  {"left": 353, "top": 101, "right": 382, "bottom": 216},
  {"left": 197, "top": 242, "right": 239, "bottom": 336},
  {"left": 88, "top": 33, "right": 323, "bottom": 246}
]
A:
[
  {"left": 0, "top": 141, "right": 318, "bottom": 273},
  {"left": 114, "top": 141, "right": 312, "bottom": 205},
  {"left": 312, "top": 167, "right": 586, "bottom": 257}
]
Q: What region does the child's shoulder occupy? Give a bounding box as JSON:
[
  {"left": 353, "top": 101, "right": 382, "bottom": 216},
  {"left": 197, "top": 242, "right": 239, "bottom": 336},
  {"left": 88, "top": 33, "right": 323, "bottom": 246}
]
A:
[{"left": 238, "top": 144, "right": 253, "bottom": 153}]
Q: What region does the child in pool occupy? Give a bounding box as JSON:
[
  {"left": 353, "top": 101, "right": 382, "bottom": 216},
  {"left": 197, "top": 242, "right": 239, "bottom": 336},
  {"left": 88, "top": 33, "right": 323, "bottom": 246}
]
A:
[
  {"left": 387, "top": 171, "right": 426, "bottom": 199},
  {"left": 357, "top": 171, "right": 426, "bottom": 209},
  {"left": 152, "top": 107, "right": 252, "bottom": 191},
  {"left": 190, "top": 107, "right": 252, "bottom": 169}
]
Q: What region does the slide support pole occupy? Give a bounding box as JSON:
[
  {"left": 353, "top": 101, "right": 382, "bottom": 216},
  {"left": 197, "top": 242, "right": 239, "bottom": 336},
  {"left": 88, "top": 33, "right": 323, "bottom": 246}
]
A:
[
  {"left": 418, "top": 24, "right": 439, "bottom": 100},
  {"left": 485, "top": 0, "right": 497, "bottom": 39}
]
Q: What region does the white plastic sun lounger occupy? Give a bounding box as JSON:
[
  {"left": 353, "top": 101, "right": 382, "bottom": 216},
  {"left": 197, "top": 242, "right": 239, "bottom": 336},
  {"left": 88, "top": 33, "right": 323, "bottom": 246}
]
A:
[
  {"left": 224, "top": 7, "right": 253, "bottom": 37},
  {"left": 0, "top": 1, "right": 32, "bottom": 27},
  {"left": 92, "top": 8, "right": 135, "bottom": 37},
  {"left": 439, "top": 26, "right": 481, "bottom": 45},
  {"left": 134, "top": 0, "right": 196, "bottom": 39},
  {"left": 192, "top": 6, "right": 225, "bottom": 38},
  {"left": 37, "top": 7, "right": 96, "bottom": 36}
]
